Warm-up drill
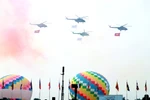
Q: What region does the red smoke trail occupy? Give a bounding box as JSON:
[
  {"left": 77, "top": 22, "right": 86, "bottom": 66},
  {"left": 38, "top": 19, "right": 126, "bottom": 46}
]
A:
[{"left": 0, "top": 0, "right": 45, "bottom": 66}]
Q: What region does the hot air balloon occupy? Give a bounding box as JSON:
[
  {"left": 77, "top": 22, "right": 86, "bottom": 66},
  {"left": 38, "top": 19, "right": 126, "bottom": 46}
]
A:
[
  {"left": 0, "top": 74, "right": 32, "bottom": 100},
  {"left": 69, "top": 71, "right": 110, "bottom": 100}
]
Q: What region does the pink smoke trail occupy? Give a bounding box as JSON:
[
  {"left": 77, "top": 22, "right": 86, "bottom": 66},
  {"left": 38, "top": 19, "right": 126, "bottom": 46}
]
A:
[{"left": 0, "top": 0, "right": 45, "bottom": 66}]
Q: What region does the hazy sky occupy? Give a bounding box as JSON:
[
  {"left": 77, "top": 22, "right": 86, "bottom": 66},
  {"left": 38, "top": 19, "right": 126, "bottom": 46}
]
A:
[{"left": 1, "top": 0, "right": 150, "bottom": 100}]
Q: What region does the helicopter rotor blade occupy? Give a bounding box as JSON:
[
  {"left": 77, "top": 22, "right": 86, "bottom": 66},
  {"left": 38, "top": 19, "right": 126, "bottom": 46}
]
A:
[
  {"left": 86, "top": 31, "right": 92, "bottom": 34},
  {"left": 116, "top": 24, "right": 120, "bottom": 26},
  {"left": 75, "top": 15, "right": 79, "bottom": 18},
  {"left": 87, "top": 31, "right": 92, "bottom": 33},
  {"left": 76, "top": 15, "right": 88, "bottom": 19},
  {"left": 45, "top": 22, "right": 51, "bottom": 24},
  {"left": 42, "top": 21, "right": 47, "bottom": 23},
  {"left": 81, "top": 16, "right": 88, "bottom": 18},
  {"left": 122, "top": 23, "right": 128, "bottom": 26}
]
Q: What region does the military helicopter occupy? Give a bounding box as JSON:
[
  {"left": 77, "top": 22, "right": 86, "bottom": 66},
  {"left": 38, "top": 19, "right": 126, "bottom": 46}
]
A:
[
  {"left": 72, "top": 30, "right": 91, "bottom": 37},
  {"left": 66, "top": 15, "right": 88, "bottom": 23},
  {"left": 109, "top": 24, "right": 131, "bottom": 31},
  {"left": 30, "top": 21, "right": 51, "bottom": 28}
]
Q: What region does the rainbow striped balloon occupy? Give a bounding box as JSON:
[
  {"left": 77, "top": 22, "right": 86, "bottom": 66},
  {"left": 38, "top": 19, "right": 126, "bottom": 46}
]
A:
[
  {"left": 69, "top": 71, "right": 110, "bottom": 100},
  {"left": 0, "top": 74, "right": 32, "bottom": 100},
  {"left": 0, "top": 74, "right": 31, "bottom": 90}
]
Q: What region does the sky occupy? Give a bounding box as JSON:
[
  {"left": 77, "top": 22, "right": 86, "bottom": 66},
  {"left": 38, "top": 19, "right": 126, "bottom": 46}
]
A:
[{"left": 0, "top": 0, "right": 150, "bottom": 100}]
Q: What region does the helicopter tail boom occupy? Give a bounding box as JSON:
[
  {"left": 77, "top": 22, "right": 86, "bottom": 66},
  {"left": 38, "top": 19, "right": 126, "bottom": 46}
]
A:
[
  {"left": 66, "top": 17, "right": 75, "bottom": 20},
  {"left": 109, "top": 25, "right": 112, "bottom": 28},
  {"left": 72, "top": 32, "right": 80, "bottom": 34},
  {"left": 109, "top": 25, "right": 118, "bottom": 28},
  {"left": 30, "top": 23, "right": 37, "bottom": 25}
]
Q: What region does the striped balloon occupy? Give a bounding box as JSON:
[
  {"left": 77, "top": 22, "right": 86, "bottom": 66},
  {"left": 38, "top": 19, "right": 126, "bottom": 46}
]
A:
[
  {"left": 0, "top": 74, "right": 31, "bottom": 90},
  {"left": 0, "top": 74, "right": 32, "bottom": 100},
  {"left": 69, "top": 71, "right": 110, "bottom": 100}
]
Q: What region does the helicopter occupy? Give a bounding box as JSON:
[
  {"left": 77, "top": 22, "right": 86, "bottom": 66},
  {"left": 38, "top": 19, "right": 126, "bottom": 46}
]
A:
[
  {"left": 30, "top": 21, "right": 51, "bottom": 28},
  {"left": 72, "top": 30, "right": 91, "bottom": 37},
  {"left": 66, "top": 15, "right": 88, "bottom": 23},
  {"left": 109, "top": 24, "right": 131, "bottom": 31}
]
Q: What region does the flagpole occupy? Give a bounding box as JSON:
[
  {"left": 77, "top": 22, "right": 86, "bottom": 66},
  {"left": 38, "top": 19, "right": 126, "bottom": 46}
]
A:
[
  {"left": 58, "top": 79, "right": 61, "bottom": 100},
  {"left": 136, "top": 89, "right": 137, "bottom": 100},
  {"left": 20, "top": 81, "right": 22, "bottom": 100},
  {"left": 116, "top": 90, "right": 118, "bottom": 100},
  {"left": 11, "top": 89, "right": 13, "bottom": 99},
  {"left": 145, "top": 81, "right": 147, "bottom": 100},
  {"left": 29, "top": 79, "right": 32, "bottom": 100},
  {"left": 68, "top": 89, "right": 70, "bottom": 100},
  {"left": 58, "top": 89, "right": 60, "bottom": 100},
  {"left": 126, "top": 90, "right": 128, "bottom": 100},
  {"left": 49, "top": 88, "right": 50, "bottom": 100},
  {"left": 61, "top": 66, "right": 65, "bottom": 100},
  {"left": 0, "top": 81, "right": 2, "bottom": 99},
  {"left": 0, "top": 86, "right": 2, "bottom": 99},
  {"left": 126, "top": 81, "right": 128, "bottom": 100},
  {"left": 115, "top": 80, "right": 119, "bottom": 100},
  {"left": 11, "top": 81, "right": 14, "bottom": 99},
  {"left": 39, "top": 88, "right": 41, "bottom": 99},
  {"left": 136, "top": 81, "right": 137, "bottom": 100},
  {"left": 21, "top": 89, "right": 22, "bottom": 100},
  {"left": 68, "top": 79, "right": 70, "bottom": 100},
  {"left": 2, "top": 89, "right": 3, "bottom": 99},
  {"left": 145, "top": 81, "right": 147, "bottom": 95},
  {"left": 116, "top": 81, "right": 118, "bottom": 95},
  {"left": 116, "top": 90, "right": 118, "bottom": 95},
  {"left": 49, "top": 78, "right": 51, "bottom": 100},
  {"left": 68, "top": 86, "right": 70, "bottom": 100},
  {"left": 0, "top": 90, "right": 2, "bottom": 99},
  {"left": 2, "top": 80, "right": 4, "bottom": 99},
  {"left": 39, "top": 79, "right": 41, "bottom": 99},
  {"left": 116, "top": 91, "right": 118, "bottom": 100},
  {"left": 116, "top": 81, "right": 119, "bottom": 100}
]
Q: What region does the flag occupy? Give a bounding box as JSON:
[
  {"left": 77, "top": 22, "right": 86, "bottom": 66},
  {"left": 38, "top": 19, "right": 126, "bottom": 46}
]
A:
[
  {"left": 136, "top": 82, "right": 139, "bottom": 90},
  {"left": 20, "top": 84, "right": 22, "bottom": 90},
  {"left": 39, "top": 79, "right": 41, "bottom": 89},
  {"left": 2, "top": 80, "right": 5, "bottom": 89},
  {"left": 87, "top": 82, "right": 90, "bottom": 89},
  {"left": 58, "top": 82, "right": 60, "bottom": 90},
  {"left": 115, "top": 81, "right": 119, "bottom": 91},
  {"left": 114, "top": 33, "right": 120, "bottom": 36},
  {"left": 68, "top": 80, "right": 70, "bottom": 89},
  {"left": 34, "top": 30, "right": 40, "bottom": 33},
  {"left": 145, "top": 81, "right": 147, "bottom": 92},
  {"left": 11, "top": 81, "right": 14, "bottom": 90},
  {"left": 78, "top": 83, "right": 81, "bottom": 88},
  {"left": 126, "top": 82, "right": 130, "bottom": 91},
  {"left": 29, "top": 80, "right": 32, "bottom": 91},
  {"left": 48, "top": 81, "right": 51, "bottom": 90}
]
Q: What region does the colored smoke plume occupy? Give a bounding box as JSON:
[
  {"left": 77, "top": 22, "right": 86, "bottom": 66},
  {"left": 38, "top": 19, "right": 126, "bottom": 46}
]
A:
[{"left": 0, "top": 0, "right": 45, "bottom": 65}]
